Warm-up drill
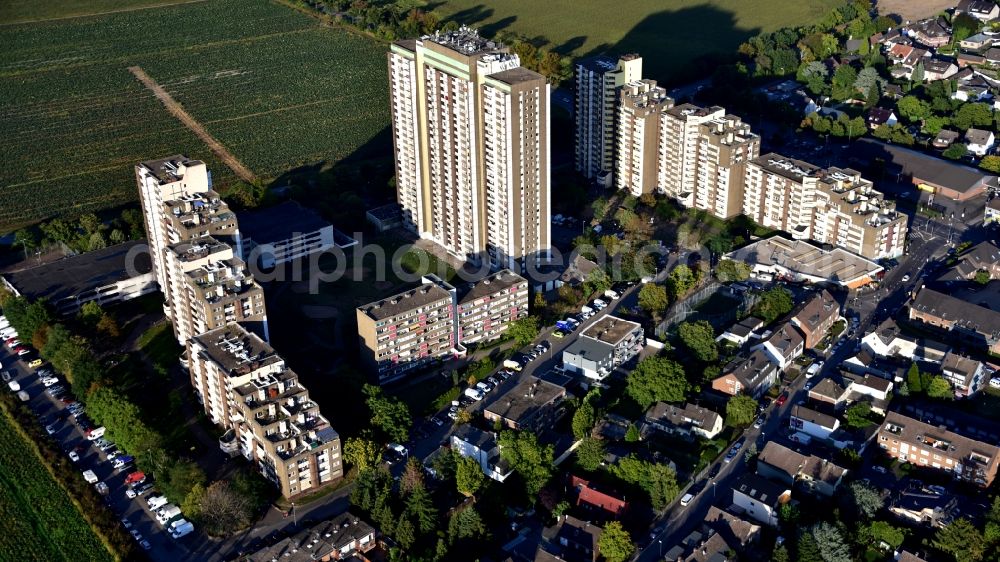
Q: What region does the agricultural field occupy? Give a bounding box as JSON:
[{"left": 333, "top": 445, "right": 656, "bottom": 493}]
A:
[
  {"left": 0, "top": 0, "right": 389, "bottom": 232},
  {"left": 0, "top": 410, "right": 115, "bottom": 562},
  {"left": 0, "top": 0, "right": 199, "bottom": 24},
  {"left": 437, "top": 0, "right": 844, "bottom": 81}
]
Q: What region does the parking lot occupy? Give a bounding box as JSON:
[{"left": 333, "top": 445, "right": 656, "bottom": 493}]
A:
[{"left": 1, "top": 328, "right": 196, "bottom": 561}]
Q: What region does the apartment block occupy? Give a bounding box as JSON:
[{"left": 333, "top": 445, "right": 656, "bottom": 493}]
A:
[
  {"left": 877, "top": 411, "right": 1000, "bottom": 486},
  {"left": 163, "top": 237, "right": 267, "bottom": 345},
  {"left": 743, "top": 153, "right": 821, "bottom": 234},
  {"left": 456, "top": 269, "right": 529, "bottom": 344},
  {"left": 693, "top": 115, "right": 759, "bottom": 219},
  {"left": 188, "top": 324, "right": 343, "bottom": 498},
  {"left": 908, "top": 287, "right": 1000, "bottom": 355},
  {"left": 615, "top": 79, "right": 673, "bottom": 196},
  {"left": 658, "top": 104, "right": 726, "bottom": 206},
  {"left": 388, "top": 27, "right": 551, "bottom": 271},
  {"left": 575, "top": 54, "right": 643, "bottom": 181}
]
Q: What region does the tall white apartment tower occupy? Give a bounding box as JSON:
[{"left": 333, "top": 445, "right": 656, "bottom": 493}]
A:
[
  {"left": 388, "top": 27, "right": 551, "bottom": 272},
  {"left": 615, "top": 79, "right": 673, "bottom": 196},
  {"left": 574, "top": 54, "right": 643, "bottom": 184},
  {"left": 657, "top": 104, "right": 726, "bottom": 206}
]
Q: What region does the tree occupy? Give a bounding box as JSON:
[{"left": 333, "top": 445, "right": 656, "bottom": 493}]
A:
[
  {"left": 726, "top": 395, "right": 757, "bottom": 428},
  {"left": 927, "top": 376, "right": 953, "bottom": 399},
  {"left": 810, "top": 522, "right": 851, "bottom": 562},
  {"left": 907, "top": 363, "right": 923, "bottom": 394},
  {"left": 598, "top": 521, "right": 634, "bottom": 562},
  {"left": 715, "top": 259, "right": 751, "bottom": 282},
  {"left": 13, "top": 228, "right": 39, "bottom": 254},
  {"left": 455, "top": 454, "right": 485, "bottom": 497},
  {"left": 363, "top": 385, "right": 412, "bottom": 443},
  {"left": 984, "top": 497, "right": 1000, "bottom": 546},
  {"left": 394, "top": 515, "right": 416, "bottom": 550},
  {"left": 849, "top": 481, "right": 883, "bottom": 519},
  {"left": 609, "top": 456, "right": 679, "bottom": 509},
  {"left": 796, "top": 530, "right": 823, "bottom": 562},
  {"left": 507, "top": 316, "right": 539, "bottom": 347},
  {"left": 678, "top": 320, "right": 719, "bottom": 362},
  {"left": 624, "top": 424, "right": 640, "bottom": 443},
  {"left": 498, "top": 430, "right": 554, "bottom": 499},
  {"left": 859, "top": 520, "right": 905, "bottom": 549},
  {"left": 626, "top": 356, "right": 688, "bottom": 408},
  {"left": 832, "top": 64, "right": 858, "bottom": 100},
  {"left": 944, "top": 143, "right": 968, "bottom": 160},
  {"left": 584, "top": 268, "right": 612, "bottom": 296},
  {"left": 400, "top": 457, "right": 424, "bottom": 496},
  {"left": 666, "top": 264, "right": 697, "bottom": 300},
  {"left": 844, "top": 401, "right": 872, "bottom": 429},
  {"left": 572, "top": 400, "right": 596, "bottom": 439},
  {"left": 197, "top": 481, "right": 256, "bottom": 536},
  {"left": 533, "top": 291, "right": 546, "bottom": 312},
  {"left": 953, "top": 13, "right": 979, "bottom": 42},
  {"left": 897, "top": 95, "right": 931, "bottom": 122},
  {"left": 773, "top": 545, "right": 790, "bottom": 562},
  {"left": 854, "top": 67, "right": 885, "bottom": 98},
  {"left": 910, "top": 61, "right": 925, "bottom": 85},
  {"left": 953, "top": 103, "right": 994, "bottom": 131},
  {"left": 160, "top": 458, "right": 206, "bottom": 505},
  {"left": 779, "top": 503, "right": 800, "bottom": 526},
  {"left": 447, "top": 505, "right": 487, "bottom": 542},
  {"left": 752, "top": 287, "right": 793, "bottom": 324},
  {"left": 403, "top": 485, "right": 437, "bottom": 535},
  {"left": 344, "top": 437, "right": 382, "bottom": 473},
  {"left": 575, "top": 437, "right": 606, "bottom": 471},
  {"left": 638, "top": 283, "right": 668, "bottom": 317},
  {"left": 980, "top": 155, "right": 1000, "bottom": 173},
  {"left": 351, "top": 467, "right": 393, "bottom": 513},
  {"left": 181, "top": 483, "right": 206, "bottom": 521},
  {"left": 933, "top": 518, "right": 985, "bottom": 561}
]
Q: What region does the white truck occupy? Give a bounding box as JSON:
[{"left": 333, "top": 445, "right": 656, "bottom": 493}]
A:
[
  {"left": 156, "top": 505, "right": 182, "bottom": 525},
  {"left": 170, "top": 521, "right": 194, "bottom": 539},
  {"left": 147, "top": 495, "right": 169, "bottom": 510}
]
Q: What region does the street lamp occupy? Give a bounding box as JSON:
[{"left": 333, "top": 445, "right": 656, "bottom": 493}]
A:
[
  {"left": 658, "top": 540, "right": 663, "bottom": 558},
  {"left": 291, "top": 502, "right": 296, "bottom": 526}
]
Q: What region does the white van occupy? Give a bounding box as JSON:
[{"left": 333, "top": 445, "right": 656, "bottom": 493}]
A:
[
  {"left": 156, "top": 505, "right": 181, "bottom": 524},
  {"left": 147, "top": 495, "right": 168, "bottom": 510},
  {"left": 170, "top": 521, "right": 194, "bottom": 539}
]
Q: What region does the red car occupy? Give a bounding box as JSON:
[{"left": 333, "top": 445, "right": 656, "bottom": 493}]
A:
[
  {"left": 124, "top": 471, "right": 146, "bottom": 485},
  {"left": 776, "top": 391, "right": 789, "bottom": 406}
]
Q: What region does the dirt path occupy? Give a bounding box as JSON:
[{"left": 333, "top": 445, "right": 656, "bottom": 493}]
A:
[{"left": 128, "top": 65, "right": 258, "bottom": 184}]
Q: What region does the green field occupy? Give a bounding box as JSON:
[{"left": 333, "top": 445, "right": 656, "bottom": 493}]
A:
[
  {"left": 0, "top": 0, "right": 389, "bottom": 232},
  {"left": 0, "top": 410, "right": 115, "bottom": 562},
  {"left": 438, "top": 0, "right": 844, "bottom": 81},
  {"left": 0, "top": 0, "right": 200, "bottom": 24}
]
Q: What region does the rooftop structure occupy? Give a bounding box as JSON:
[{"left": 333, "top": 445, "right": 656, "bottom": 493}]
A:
[
  {"left": 483, "top": 376, "right": 566, "bottom": 431},
  {"left": 909, "top": 287, "right": 1000, "bottom": 355},
  {"left": 239, "top": 511, "right": 375, "bottom": 561},
  {"left": 725, "top": 236, "right": 884, "bottom": 288}
]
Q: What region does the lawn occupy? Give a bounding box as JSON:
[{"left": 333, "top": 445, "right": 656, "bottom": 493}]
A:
[
  {"left": 0, "top": 409, "right": 116, "bottom": 562},
  {"left": 0, "top": 0, "right": 389, "bottom": 232},
  {"left": 438, "top": 0, "right": 844, "bottom": 82}
]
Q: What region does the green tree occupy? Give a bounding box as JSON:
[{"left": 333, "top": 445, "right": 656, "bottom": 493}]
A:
[
  {"left": 609, "top": 456, "right": 679, "bottom": 509},
  {"left": 455, "top": 454, "right": 485, "bottom": 497},
  {"left": 933, "top": 518, "right": 985, "bottom": 561},
  {"left": 773, "top": 544, "right": 791, "bottom": 562},
  {"left": 638, "top": 283, "right": 668, "bottom": 317},
  {"left": 715, "top": 259, "right": 751, "bottom": 282},
  {"left": 403, "top": 485, "right": 437, "bottom": 535},
  {"left": 666, "top": 264, "right": 697, "bottom": 300},
  {"left": 780, "top": 503, "right": 800, "bottom": 526},
  {"left": 575, "top": 437, "right": 606, "bottom": 471},
  {"left": 678, "top": 320, "right": 719, "bottom": 363},
  {"left": 181, "top": 483, "right": 206, "bottom": 522},
  {"left": 797, "top": 530, "right": 823, "bottom": 562},
  {"left": 910, "top": 61, "right": 925, "bottom": 85},
  {"left": 350, "top": 467, "right": 393, "bottom": 513},
  {"left": 597, "top": 521, "right": 634, "bottom": 562},
  {"left": 854, "top": 67, "right": 885, "bottom": 98},
  {"left": 498, "top": 430, "right": 554, "bottom": 499},
  {"left": 507, "top": 316, "right": 539, "bottom": 347},
  {"left": 752, "top": 287, "right": 794, "bottom": 324},
  {"left": 447, "top": 505, "right": 487, "bottom": 542},
  {"left": 832, "top": 64, "right": 858, "bottom": 100},
  {"left": 13, "top": 228, "right": 39, "bottom": 253},
  {"left": 953, "top": 103, "right": 994, "bottom": 131},
  {"left": 844, "top": 401, "right": 872, "bottom": 429},
  {"left": 726, "top": 395, "right": 757, "bottom": 428},
  {"left": 923, "top": 115, "right": 949, "bottom": 135},
  {"left": 584, "top": 268, "right": 612, "bottom": 296},
  {"left": 849, "top": 481, "right": 883, "bottom": 519},
  {"left": 624, "top": 424, "right": 640, "bottom": 443},
  {"left": 160, "top": 458, "right": 207, "bottom": 505},
  {"left": 344, "top": 437, "right": 382, "bottom": 473},
  {"left": 572, "top": 400, "right": 596, "bottom": 439},
  {"left": 953, "top": 13, "right": 979, "bottom": 42},
  {"left": 860, "top": 520, "right": 905, "bottom": 549},
  {"left": 810, "top": 522, "right": 850, "bottom": 562},
  {"left": 979, "top": 155, "right": 1000, "bottom": 173},
  {"left": 363, "top": 385, "right": 412, "bottom": 443},
  {"left": 394, "top": 515, "right": 416, "bottom": 550},
  {"left": 927, "top": 376, "right": 953, "bottom": 399},
  {"left": 984, "top": 497, "right": 1000, "bottom": 546},
  {"left": 77, "top": 301, "right": 104, "bottom": 328},
  {"left": 626, "top": 356, "right": 688, "bottom": 408},
  {"left": 907, "top": 362, "right": 923, "bottom": 394},
  {"left": 897, "top": 95, "right": 931, "bottom": 122}
]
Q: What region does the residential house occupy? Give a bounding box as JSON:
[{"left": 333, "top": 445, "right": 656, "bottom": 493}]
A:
[
  {"left": 450, "top": 425, "right": 512, "bottom": 482},
  {"left": 730, "top": 473, "right": 791, "bottom": 527},
  {"left": 844, "top": 372, "right": 894, "bottom": 414},
  {"left": 932, "top": 130, "right": 961, "bottom": 148},
  {"left": 550, "top": 515, "right": 602, "bottom": 562},
  {"left": 959, "top": 32, "right": 995, "bottom": 51},
  {"left": 958, "top": 0, "right": 1000, "bottom": 21},
  {"left": 663, "top": 507, "right": 761, "bottom": 561},
  {"left": 642, "top": 402, "right": 723, "bottom": 439},
  {"left": 939, "top": 241, "right": 1000, "bottom": 281},
  {"left": 483, "top": 376, "right": 566, "bottom": 432},
  {"left": 558, "top": 255, "right": 599, "bottom": 288},
  {"left": 757, "top": 323, "right": 805, "bottom": 371},
  {"left": 861, "top": 317, "right": 951, "bottom": 363},
  {"left": 986, "top": 197, "right": 1000, "bottom": 224},
  {"left": 569, "top": 475, "right": 628, "bottom": 518},
  {"left": 877, "top": 410, "right": 1000, "bottom": 486},
  {"left": 808, "top": 377, "right": 848, "bottom": 407},
  {"left": 923, "top": 59, "right": 959, "bottom": 82},
  {"left": 238, "top": 511, "right": 375, "bottom": 561},
  {"left": 888, "top": 44, "right": 928, "bottom": 67},
  {"left": 757, "top": 442, "right": 847, "bottom": 497},
  {"left": 717, "top": 316, "right": 765, "bottom": 347},
  {"left": 890, "top": 491, "right": 959, "bottom": 527},
  {"left": 896, "top": 551, "right": 930, "bottom": 562},
  {"left": 941, "top": 351, "right": 987, "bottom": 398},
  {"left": 713, "top": 349, "right": 778, "bottom": 398},
  {"left": 953, "top": 76, "right": 993, "bottom": 101},
  {"left": 867, "top": 107, "right": 898, "bottom": 129},
  {"left": 965, "top": 128, "right": 995, "bottom": 156},
  {"left": 909, "top": 19, "right": 952, "bottom": 48},
  {"left": 957, "top": 52, "right": 987, "bottom": 67},
  {"left": 986, "top": 47, "right": 1000, "bottom": 65},
  {"left": 790, "top": 290, "right": 840, "bottom": 349},
  {"left": 562, "top": 316, "right": 644, "bottom": 381},
  {"left": 908, "top": 287, "right": 1000, "bottom": 355},
  {"left": 790, "top": 404, "right": 840, "bottom": 440}
]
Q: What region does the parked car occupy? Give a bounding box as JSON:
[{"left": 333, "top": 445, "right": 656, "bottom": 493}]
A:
[
  {"left": 776, "top": 392, "right": 789, "bottom": 406},
  {"left": 753, "top": 415, "right": 765, "bottom": 429},
  {"left": 679, "top": 493, "right": 694, "bottom": 507},
  {"left": 45, "top": 423, "right": 57, "bottom": 435},
  {"left": 125, "top": 471, "right": 147, "bottom": 485},
  {"left": 126, "top": 482, "right": 153, "bottom": 499},
  {"left": 85, "top": 426, "right": 106, "bottom": 440},
  {"left": 41, "top": 376, "right": 59, "bottom": 387},
  {"left": 68, "top": 450, "right": 80, "bottom": 462},
  {"left": 28, "top": 359, "right": 43, "bottom": 369}
]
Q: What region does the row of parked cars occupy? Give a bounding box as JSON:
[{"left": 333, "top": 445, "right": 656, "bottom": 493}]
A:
[{"left": 552, "top": 290, "right": 621, "bottom": 339}]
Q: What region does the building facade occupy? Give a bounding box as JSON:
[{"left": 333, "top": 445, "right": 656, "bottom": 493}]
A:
[
  {"left": 614, "top": 79, "right": 672, "bottom": 196},
  {"left": 456, "top": 269, "right": 529, "bottom": 344},
  {"left": 574, "top": 54, "right": 643, "bottom": 181},
  {"left": 188, "top": 324, "right": 343, "bottom": 498},
  {"left": 388, "top": 27, "right": 551, "bottom": 271}
]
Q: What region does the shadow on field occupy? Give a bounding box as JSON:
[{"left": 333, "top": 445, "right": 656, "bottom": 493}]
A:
[
  {"left": 554, "top": 35, "right": 588, "bottom": 55},
  {"left": 579, "top": 5, "right": 761, "bottom": 85},
  {"left": 447, "top": 4, "right": 495, "bottom": 26},
  {"left": 480, "top": 15, "right": 517, "bottom": 37}
]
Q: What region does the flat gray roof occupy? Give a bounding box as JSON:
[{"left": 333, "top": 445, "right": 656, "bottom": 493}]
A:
[
  {"left": 581, "top": 315, "right": 641, "bottom": 346},
  {"left": 483, "top": 376, "right": 564, "bottom": 424}
]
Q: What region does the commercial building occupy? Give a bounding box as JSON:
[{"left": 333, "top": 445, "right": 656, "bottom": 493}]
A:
[
  {"left": 642, "top": 401, "right": 723, "bottom": 439},
  {"left": 725, "top": 236, "right": 884, "bottom": 288},
  {"left": 188, "top": 324, "right": 343, "bottom": 498},
  {"left": 730, "top": 473, "right": 791, "bottom": 526},
  {"left": 455, "top": 269, "right": 529, "bottom": 344},
  {"left": 388, "top": 27, "right": 551, "bottom": 271},
  {"left": 238, "top": 511, "right": 375, "bottom": 561},
  {"left": 908, "top": 287, "right": 1000, "bottom": 355},
  {"left": 483, "top": 376, "right": 565, "bottom": 431},
  {"left": 450, "top": 425, "right": 511, "bottom": 482},
  {"left": 877, "top": 410, "right": 1000, "bottom": 486},
  {"left": 574, "top": 54, "right": 643, "bottom": 182},
  {"left": 614, "top": 79, "right": 672, "bottom": 196},
  {"left": 238, "top": 201, "right": 349, "bottom": 269},
  {"left": 1, "top": 240, "right": 156, "bottom": 316},
  {"left": 562, "top": 315, "right": 644, "bottom": 380}
]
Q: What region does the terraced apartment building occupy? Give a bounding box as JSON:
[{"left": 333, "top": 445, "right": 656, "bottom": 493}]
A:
[
  {"left": 575, "top": 53, "right": 643, "bottom": 182},
  {"left": 615, "top": 79, "right": 672, "bottom": 196},
  {"left": 388, "top": 27, "right": 551, "bottom": 272},
  {"left": 189, "top": 324, "right": 343, "bottom": 498}
]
